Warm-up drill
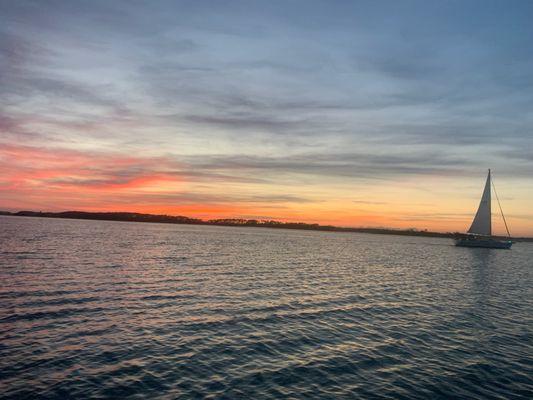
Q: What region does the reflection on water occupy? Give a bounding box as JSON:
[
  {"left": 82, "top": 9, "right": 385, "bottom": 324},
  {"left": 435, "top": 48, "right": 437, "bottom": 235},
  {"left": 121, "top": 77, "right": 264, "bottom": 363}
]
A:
[{"left": 1, "top": 216, "right": 532, "bottom": 399}]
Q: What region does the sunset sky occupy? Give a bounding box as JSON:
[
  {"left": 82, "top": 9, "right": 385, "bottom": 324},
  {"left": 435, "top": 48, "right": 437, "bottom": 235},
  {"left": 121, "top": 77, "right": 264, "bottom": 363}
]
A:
[{"left": 1, "top": 1, "right": 532, "bottom": 235}]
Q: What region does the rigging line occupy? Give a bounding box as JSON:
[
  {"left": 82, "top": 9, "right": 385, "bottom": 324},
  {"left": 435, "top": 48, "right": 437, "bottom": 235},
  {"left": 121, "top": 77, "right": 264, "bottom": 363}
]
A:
[{"left": 491, "top": 176, "right": 511, "bottom": 238}]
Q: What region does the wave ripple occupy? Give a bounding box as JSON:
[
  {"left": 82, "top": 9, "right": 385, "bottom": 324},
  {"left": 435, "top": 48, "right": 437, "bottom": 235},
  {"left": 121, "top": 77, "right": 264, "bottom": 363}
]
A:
[{"left": 1, "top": 216, "right": 532, "bottom": 399}]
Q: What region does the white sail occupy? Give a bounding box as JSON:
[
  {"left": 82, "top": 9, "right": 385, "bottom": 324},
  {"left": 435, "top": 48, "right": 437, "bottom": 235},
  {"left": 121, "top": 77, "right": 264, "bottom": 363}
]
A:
[{"left": 468, "top": 170, "right": 491, "bottom": 236}]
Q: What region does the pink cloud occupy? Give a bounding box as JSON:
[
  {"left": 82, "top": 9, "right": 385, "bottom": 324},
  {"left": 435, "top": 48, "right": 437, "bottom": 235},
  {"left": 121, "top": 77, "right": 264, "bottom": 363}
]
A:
[{"left": 0, "top": 143, "right": 183, "bottom": 193}]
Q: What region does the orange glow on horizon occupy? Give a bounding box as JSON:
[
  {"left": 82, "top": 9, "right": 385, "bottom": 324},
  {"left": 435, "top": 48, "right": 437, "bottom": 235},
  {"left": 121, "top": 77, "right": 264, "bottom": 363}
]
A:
[{"left": 1, "top": 143, "right": 532, "bottom": 236}]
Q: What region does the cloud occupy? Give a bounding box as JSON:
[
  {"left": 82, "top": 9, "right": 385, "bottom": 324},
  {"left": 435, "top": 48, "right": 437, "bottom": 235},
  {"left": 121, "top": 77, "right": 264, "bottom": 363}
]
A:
[
  {"left": 186, "top": 151, "right": 471, "bottom": 179},
  {"left": 183, "top": 114, "right": 305, "bottom": 132},
  {"left": 0, "top": 143, "right": 268, "bottom": 189},
  {"left": 0, "top": 143, "right": 323, "bottom": 218},
  {"left": 352, "top": 200, "right": 388, "bottom": 205},
  {"left": 1, "top": 1, "right": 533, "bottom": 232},
  {"left": 498, "top": 148, "right": 533, "bottom": 162},
  {"left": 100, "top": 192, "right": 315, "bottom": 206}
]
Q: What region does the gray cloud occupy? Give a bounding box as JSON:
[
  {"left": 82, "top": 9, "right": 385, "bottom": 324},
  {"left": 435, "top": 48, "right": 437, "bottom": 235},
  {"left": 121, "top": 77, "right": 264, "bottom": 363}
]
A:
[
  {"left": 183, "top": 114, "right": 305, "bottom": 132},
  {"left": 125, "top": 192, "right": 316, "bottom": 205},
  {"left": 498, "top": 148, "right": 533, "bottom": 162},
  {"left": 1, "top": 0, "right": 533, "bottom": 183},
  {"left": 184, "top": 151, "right": 469, "bottom": 179}
]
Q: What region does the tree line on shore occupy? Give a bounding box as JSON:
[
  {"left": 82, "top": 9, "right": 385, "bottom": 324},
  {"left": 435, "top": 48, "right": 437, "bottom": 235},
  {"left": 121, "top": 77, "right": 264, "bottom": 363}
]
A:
[{"left": 2, "top": 210, "right": 529, "bottom": 241}]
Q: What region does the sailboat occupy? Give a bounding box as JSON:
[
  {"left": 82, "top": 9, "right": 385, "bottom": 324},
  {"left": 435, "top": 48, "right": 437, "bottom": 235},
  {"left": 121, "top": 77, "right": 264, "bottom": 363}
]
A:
[{"left": 455, "top": 169, "right": 513, "bottom": 249}]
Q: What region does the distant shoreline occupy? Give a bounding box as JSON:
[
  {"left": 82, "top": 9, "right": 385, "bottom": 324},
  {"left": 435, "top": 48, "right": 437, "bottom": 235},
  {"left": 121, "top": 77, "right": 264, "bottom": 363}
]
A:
[{"left": 1, "top": 210, "right": 531, "bottom": 242}]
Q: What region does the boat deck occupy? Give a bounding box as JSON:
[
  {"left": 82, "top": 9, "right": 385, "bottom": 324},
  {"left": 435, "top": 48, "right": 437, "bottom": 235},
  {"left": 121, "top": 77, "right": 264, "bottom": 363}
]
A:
[{"left": 455, "top": 238, "right": 513, "bottom": 249}]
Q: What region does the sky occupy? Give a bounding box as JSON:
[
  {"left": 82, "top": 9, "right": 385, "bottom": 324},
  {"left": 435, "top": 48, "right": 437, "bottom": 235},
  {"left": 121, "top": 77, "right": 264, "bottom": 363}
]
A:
[{"left": 1, "top": 0, "right": 532, "bottom": 235}]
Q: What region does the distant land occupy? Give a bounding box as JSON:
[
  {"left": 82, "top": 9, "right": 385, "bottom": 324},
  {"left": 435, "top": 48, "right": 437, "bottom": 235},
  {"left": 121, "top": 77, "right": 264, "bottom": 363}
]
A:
[{"left": 1, "top": 210, "right": 531, "bottom": 242}]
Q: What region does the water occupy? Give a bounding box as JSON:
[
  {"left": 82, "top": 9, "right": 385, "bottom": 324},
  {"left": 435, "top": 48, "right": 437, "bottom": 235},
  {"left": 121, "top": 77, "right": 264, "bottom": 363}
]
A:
[{"left": 1, "top": 216, "right": 532, "bottom": 399}]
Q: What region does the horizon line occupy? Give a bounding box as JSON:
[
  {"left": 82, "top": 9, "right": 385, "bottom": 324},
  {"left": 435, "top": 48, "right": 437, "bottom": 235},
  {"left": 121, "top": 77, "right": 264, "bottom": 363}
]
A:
[{"left": 3, "top": 209, "right": 531, "bottom": 241}]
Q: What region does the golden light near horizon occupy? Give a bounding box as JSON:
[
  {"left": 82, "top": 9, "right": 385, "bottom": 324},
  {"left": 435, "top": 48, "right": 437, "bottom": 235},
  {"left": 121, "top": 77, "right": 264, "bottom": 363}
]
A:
[{"left": 1, "top": 143, "right": 531, "bottom": 236}]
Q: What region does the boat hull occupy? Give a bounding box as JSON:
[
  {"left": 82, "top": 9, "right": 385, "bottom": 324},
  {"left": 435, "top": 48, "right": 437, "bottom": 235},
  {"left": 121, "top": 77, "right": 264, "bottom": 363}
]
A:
[{"left": 455, "top": 238, "right": 513, "bottom": 249}]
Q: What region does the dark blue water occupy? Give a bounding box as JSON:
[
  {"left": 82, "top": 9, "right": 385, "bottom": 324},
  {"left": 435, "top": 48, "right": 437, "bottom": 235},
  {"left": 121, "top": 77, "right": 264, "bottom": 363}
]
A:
[{"left": 1, "top": 216, "right": 532, "bottom": 399}]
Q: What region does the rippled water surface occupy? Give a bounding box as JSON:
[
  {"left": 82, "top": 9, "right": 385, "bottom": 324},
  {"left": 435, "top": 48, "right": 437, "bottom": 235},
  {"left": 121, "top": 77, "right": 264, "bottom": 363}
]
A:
[{"left": 1, "top": 216, "right": 532, "bottom": 399}]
